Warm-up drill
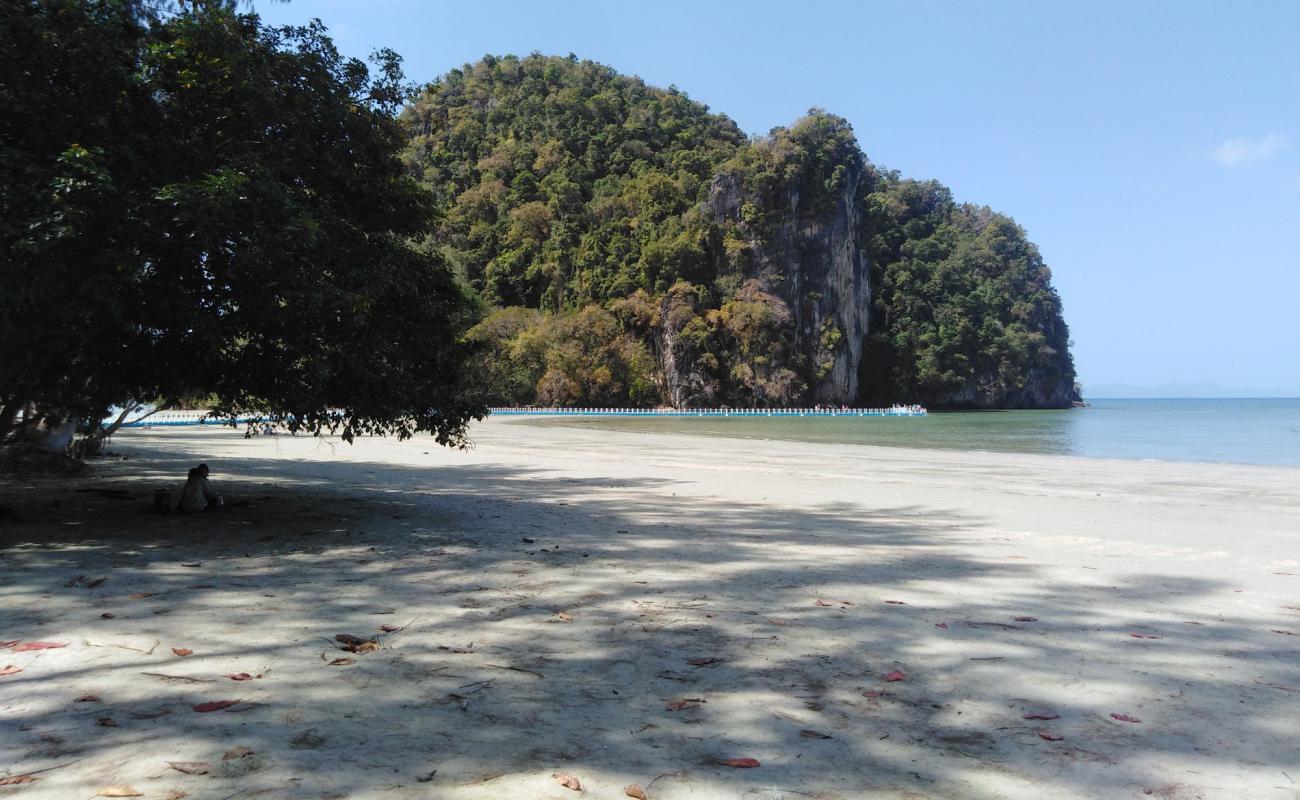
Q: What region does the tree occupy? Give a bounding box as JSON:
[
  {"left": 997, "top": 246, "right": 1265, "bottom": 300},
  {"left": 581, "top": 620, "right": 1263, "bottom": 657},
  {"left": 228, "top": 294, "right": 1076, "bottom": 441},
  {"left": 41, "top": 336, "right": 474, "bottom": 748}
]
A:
[{"left": 0, "top": 1, "right": 483, "bottom": 448}]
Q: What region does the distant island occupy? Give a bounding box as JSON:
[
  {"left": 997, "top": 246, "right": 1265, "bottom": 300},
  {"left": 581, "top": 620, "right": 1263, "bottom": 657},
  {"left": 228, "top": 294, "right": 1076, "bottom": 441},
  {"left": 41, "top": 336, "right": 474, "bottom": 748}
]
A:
[{"left": 402, "top": 54, "right": 1079, "bottom": 410}]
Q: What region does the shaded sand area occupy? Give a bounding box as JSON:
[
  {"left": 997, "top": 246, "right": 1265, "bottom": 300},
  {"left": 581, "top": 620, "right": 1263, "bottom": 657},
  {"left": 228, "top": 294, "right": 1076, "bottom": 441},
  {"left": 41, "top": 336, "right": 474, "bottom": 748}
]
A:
[{"left": 1, "top": 420, "right": 1298, "bottom": 800}]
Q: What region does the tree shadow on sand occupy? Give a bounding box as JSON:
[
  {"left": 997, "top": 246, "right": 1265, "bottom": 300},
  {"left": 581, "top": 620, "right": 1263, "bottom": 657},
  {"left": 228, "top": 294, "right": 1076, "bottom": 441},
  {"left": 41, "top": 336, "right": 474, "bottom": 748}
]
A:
[{"left": 0, "top": 434, "right": 1297, "bottom": 799}]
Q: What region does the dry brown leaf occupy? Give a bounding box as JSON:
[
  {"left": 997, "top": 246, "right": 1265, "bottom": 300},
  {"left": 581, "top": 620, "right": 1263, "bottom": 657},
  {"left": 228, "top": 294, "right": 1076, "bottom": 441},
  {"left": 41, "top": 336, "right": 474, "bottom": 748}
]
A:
[
  {"left": 227, "top": 672, "right": 254, "bottom": 681},
  {"left": 717, "top": 757, "right": 760, "bottom": 768},
  {"left": 379, "top": 624, "right": 403, "bottom": 632},
  {"left": 814, "top": 599, "right": 832, "bottom": 607},
  {"left": 76, "top": 694, "right": 101, "bottom": 702},
  {"left": 624, "top": 785, "right": 648, "bottom": 799},
  {"left": 9, "top": 641, "right": 66, "bottom": 651},
  {"left": 686, "top": 657, "right": 719, "bottom": 666},
  {"left": 0, "top": 775, "right": 36, "bottom": 786},
  {"left": 883, "top": 670, "right": 907, "bottom": 682},
  {"left": 767, "top": 618, "right": 787, "bottom": 626},
  {"left": 101, "top": 613, "right": 115, "bottom": 619},
  {"left": 192, "top": 699, "right": 239, "bottom": 712},
  {"left": 556, "top": 612, "right": 573, "bottom": 622},
  {"left": 0, "top": 665, "right": 22, "bottom": 677},
  {"left": 665, "top": 697, "right": 705, "bottom": 710},
  {"left": 552, "top": 772, "right": 583, "bottom": 791},
  {"left": 223, "top": 745, "right": 254, "bottom": 761},
  {"left": 799, "top": 729, "right": 833, "bottom": 739},
  {"left": 128, "top": 592, "right": 156, "bottom": 600},
  {"left": 328, "top": 657, "right": 355, "bottom": 666},
  {"left": 168, "top": 761, "right": 211, "bottom": 775},
  {"left": 164, "top": 792, "right": 190, "bottom": 800},
  {"left": 97, "top": 786, "right": 144, "bottom": 797},
  {"left": 97, "top": 717, "right": 118, "bottom": 727},
  {"left": 171, "top": 648, "right": 193, "bottom": 657}
]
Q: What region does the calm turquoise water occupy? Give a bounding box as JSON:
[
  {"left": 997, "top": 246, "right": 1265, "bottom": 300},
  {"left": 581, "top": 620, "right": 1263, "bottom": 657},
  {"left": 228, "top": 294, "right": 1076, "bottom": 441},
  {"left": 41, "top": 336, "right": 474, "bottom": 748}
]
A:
[{"left": 532, "top": 399, "right": 1300, "bottom": 466}]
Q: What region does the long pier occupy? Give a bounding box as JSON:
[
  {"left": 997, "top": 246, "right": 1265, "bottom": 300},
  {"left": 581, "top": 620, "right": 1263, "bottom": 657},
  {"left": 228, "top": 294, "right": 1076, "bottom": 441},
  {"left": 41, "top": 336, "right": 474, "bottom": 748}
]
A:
[{"left": 489, "top": 406, "right": 927, "bottom": 417}]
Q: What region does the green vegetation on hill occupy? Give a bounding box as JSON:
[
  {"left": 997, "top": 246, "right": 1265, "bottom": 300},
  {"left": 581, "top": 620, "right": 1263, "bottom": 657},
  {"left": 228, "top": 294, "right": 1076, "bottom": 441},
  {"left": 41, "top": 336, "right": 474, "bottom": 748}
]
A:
[{"left": 402, "top": 54, "right": 1077, "bottom": 409}]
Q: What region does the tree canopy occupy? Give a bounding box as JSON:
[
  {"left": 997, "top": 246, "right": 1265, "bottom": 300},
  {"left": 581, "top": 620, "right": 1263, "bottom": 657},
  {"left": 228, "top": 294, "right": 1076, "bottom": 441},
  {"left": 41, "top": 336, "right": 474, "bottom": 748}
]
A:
[{"left": 1, "top": 1, "right": 483, "bottom": 446}]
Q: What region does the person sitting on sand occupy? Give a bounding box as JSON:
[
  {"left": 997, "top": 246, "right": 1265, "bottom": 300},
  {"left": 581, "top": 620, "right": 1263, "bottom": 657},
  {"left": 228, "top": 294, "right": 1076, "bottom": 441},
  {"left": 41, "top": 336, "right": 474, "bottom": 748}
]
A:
[{"left": 179, "top": 463, "right": 222, "bottom": 512}]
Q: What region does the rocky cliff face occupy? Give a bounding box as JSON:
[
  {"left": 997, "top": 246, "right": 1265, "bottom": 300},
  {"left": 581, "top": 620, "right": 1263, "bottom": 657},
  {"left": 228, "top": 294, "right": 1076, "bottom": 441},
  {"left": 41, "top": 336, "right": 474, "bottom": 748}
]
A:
[{"left": 703, "top": 168, "right": 871, "bottom": 405}]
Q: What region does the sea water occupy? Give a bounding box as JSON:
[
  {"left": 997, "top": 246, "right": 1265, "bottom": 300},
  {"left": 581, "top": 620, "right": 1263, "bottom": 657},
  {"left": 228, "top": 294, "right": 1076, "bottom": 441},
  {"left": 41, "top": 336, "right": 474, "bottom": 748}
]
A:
[{"left": 531, "top": 398, "right": 1300, "bottom": 467}]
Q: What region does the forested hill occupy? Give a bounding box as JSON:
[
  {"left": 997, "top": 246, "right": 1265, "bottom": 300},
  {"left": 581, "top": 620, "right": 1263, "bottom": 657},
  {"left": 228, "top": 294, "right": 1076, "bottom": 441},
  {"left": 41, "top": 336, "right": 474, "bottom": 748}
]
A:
[{"left": 400, "top": 54, "right": 1079, "bottom": 409}]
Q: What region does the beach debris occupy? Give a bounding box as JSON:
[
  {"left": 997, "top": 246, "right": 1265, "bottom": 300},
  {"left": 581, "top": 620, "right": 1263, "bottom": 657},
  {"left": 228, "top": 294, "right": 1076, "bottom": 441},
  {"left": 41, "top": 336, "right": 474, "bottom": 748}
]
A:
[
  {"left": 128, "top": 592, "right": 156, "bottom": 600},
  {"left": 883, "top": 670, "right": 907, "bottom": 682},
  {"left": 76, "top": 694, "right": 101, "bottom": 702},
  {"left": 379, "top": 623, "right": 404, "bottom": 632},
  {"left": 656, "top": 670, "right": 693, "bottom": 682},
  {"left": 0, "top": 665, "right": 22, "bottom": 677},
  {"left": 799, "top": 729, "right": 833, "bottom": 739},
  {"left": 521, "top": 537, "right": 536, "bottom": 543},
  {"left": 1110, "top": 713, "right": 1141, "bottom": 723},
  {"left": 553, "top": 772, "right": 583, "bottom": 791},
  {"left": 192, "top": 699, "right": 240, "bottom": 712},
  {"left": 223, "top": 746, "right": 255, "bottom": 761},
  {"left": 884, "top": 600, "right": 907, "bottom": 605},
  {"left": 227, "top": 672, "right": 254, "bottom": 681},
  {"left": 1013, "top": 616, "right": 1037, "bottom": 622},
  {"left": 172, "top": 647, "right": 193, "bottom": 657},
  {"left": 101, "top": 613, "right": 115, "bottom": 619},
  {"left": 687, "top": 657, "right": 720, "bottom": 667},
  {"left": 96, "top": 717, "right": 118, "bottom": 727},
  {"left": 624, "top": 784, "right": 649, "bottom": 799},
  {"left": 814, "top": 599, "right": 833, "bottom": 607},
  {"left": 934, "top": 622, "right": 949, "bottom": 628},
  {"left": 291, "top": 729, "right": 327, "bottom": 749},
  {"left": 167, "top": 761, "right": 211, "bottom": 775},
  {"left": 96, "top": 786, "right": 143, "bottom": 797},
  {"left": 838, "top": 599, "right": 855, "bottom": 606},
  {"left": 1023, "top": 712, "right": 1060, "bottom": 720},
  {"left": 4, "top": 641, "right": 66, "bottom": 652},
  {"left": 862, "top": 690, "right": 885, "bottom": 699},
  {"left": 328, "top": 657, "right": 355, "bottom": 666},
  {"left": 141, "top": 672, "right": 212, "bottom": 684},
  {"left": 1036, "top": 730, "right": 1064, "bottom": 741},
  {"left": 556, "top": 612, "right": 574, "bottom": 622},
  {"left": 768, "top": 618, "right": 787, "bottom": 626},
  {"left": 0, "top": 775, "right": 37, "bottom": 785},
  {"left": 335, "top": 633, "right": 380, "bottom": 653},
  {"left": 666, "top": 698, "right": 705, "bottom": 710},
  {"left": 1129, "top": 632, "right": 1162, "bottom": 639},
  {"left": 164, "top": 792, "right": 189, "bottom": 800},
  {"left": 1272, "top": 629, "right": 1298, "bottom": 636},
  {"left": 716, "top": 757, "right": 760, "bottom": 768}
]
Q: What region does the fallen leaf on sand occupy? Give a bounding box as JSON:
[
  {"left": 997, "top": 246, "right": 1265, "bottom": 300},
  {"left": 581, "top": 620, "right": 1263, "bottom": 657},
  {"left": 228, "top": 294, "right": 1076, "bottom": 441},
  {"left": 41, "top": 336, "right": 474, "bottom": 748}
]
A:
[
  {"left": 884, "top": 600, "right": 907, "bottom": 605},
  {"left": 883, "top": 671, "right": 907, "bottom": 682},
  {"left": 838, "top": 600, "right": 855, "bottom": 606},
  {"left": 193, "top": 699, "right": 239, "bottom": 712},
  {"left": 1129, "top": 632, "right": 1162, "bottom": 639},
  {"left": 555, "top": 613, "right": 573, "bottom": 622},
  {"left": 76, "top": 694, "right": 101, "bottom": 702},
  {"left": 0, "top": 775, "right": 36, "bottom": 786},
  {"left": 165, "top": 792, "right": 190, "bottom": 800},
  {"left": 1023, "top": 712, "right": 1060, "bottom": 720},
  {"left": 8, "top": 641, "right": 66, "bottom": 652},
  {"left": 223, "top": 746, "right": 254, "bottom": 761},
  {"left": 624, "top": 784, "right": 648, "bottom": 799},
  {"left": 227, "top": 673, "right": 254, "bottom": 681},
  {"left": 97, "top": 717, "right": 118, "bottom": 727},
  {"left": 1014, "top": 616, "right": 1037, "bottom": 622},
  {"left": 0, "top": 665, "right": 22, "bottom": 677},
  {"left": 328, "top": 658, "right": 355, "bottom": 666},
  {"left": 101, "top": 613, "right": 115, "bottom": 619},
  {"left": 128, "top": 592, "right": 156, "bottom": 600},
  {"left": 553, "top": 772, "right": 583, "bottom": 791},
  {"left": 717, "top": 757, "right": 760, "bottom": 768},
  {"left": 335, "top": 634, "right": 380, "bottom": 653},
  {"left": 814, "top": 599, "right": 833, "bottom": 607},
  {"left": 168, "top": 761, "right": 211, "bottom": 775},
  {"left": 172, "top": 648, "right": 193, "bottom": 657},
  {"left": 0, "top": 641, "right": 17, "bottom": 648},
  {"left": 666, "top": 698, "right": 705, "bottom": 710},
  {"left": 800, "top": 729, "right": 833, "bottom": 739},
  {"left": 1110, "top": 713, "right": 1141, "bottom": 723},
  {"left": 379, "top": 624, "right": 403, "bottom": 632},
  {"left": 687, "top": 657, "right": 719, "bottom": 667},
  {"left": 1272, "top": 629, "right": 1298, "bottom": 636},
  {"left": 934, "top": 622, "right": 948, "bottom": 628},
  {"left": 862, "top": 690, "right": 884, "bottom": 698},
  {"left": 767, "top": 618, "right": 787, "bottom": 626},
  {"left": 1037, "top": 730, "right": 1064, "bottom": 741},
  {"left": 97, "top": 786, "right": 143, "bottom": 797}
]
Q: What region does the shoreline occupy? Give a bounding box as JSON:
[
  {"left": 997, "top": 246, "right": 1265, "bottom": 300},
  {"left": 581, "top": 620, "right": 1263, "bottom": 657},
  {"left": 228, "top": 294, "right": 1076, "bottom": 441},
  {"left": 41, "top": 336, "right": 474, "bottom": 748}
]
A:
[{"left": 1, "top": 422, "right": 1296, "bottom": 799}]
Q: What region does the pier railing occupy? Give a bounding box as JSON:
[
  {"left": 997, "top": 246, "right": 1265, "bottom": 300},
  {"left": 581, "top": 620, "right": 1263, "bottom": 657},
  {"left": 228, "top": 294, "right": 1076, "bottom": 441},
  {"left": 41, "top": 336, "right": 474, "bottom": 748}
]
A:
[{"left": 487, "top": 406, "right": 927, "bottom": 417}]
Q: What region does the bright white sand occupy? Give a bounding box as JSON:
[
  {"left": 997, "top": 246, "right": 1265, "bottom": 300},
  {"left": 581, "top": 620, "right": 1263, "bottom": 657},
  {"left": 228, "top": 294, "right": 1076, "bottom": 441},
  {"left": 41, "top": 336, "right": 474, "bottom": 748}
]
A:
[{"left": 1, "top": 419, "right": 1298, "bottom": 800}]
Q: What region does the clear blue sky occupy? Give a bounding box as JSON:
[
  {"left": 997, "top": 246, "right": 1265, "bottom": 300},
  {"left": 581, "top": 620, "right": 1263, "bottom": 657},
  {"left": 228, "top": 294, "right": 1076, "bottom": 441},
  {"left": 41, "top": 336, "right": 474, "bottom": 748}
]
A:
[{"left": 258, "top": 0, "right": 1300, "bottom": 397}]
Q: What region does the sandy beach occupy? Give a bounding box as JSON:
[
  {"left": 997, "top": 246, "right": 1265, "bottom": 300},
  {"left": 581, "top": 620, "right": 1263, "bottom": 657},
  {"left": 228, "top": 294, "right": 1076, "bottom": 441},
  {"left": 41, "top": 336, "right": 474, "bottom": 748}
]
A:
[{"left": 1, "top": 418, "right": 1298, "bottom": 800}]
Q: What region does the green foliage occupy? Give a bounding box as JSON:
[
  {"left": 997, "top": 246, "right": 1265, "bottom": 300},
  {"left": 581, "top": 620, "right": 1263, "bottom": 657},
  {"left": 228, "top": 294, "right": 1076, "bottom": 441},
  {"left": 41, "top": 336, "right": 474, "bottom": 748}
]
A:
[{"left": 1, "top": 2, "right": 483, "bottom": 444}]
